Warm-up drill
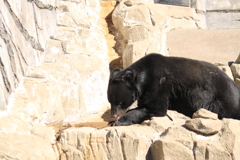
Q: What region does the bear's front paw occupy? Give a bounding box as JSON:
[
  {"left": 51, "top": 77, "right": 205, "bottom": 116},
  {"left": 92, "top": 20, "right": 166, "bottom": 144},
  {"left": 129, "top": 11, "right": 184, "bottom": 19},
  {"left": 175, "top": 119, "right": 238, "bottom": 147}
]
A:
[
  {"left": 108, "top": 120, "right": 122, "bottom": 126},
  {"left": 108, "top": 120, "right": 132, "bottom": 126}
]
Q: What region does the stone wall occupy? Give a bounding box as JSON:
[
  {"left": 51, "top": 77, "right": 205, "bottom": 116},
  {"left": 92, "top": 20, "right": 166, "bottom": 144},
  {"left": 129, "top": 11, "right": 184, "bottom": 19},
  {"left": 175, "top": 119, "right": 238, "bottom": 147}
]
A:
[
  {"left": 113, "top": 0, "right": 202, "bottom": 68},
  {"left": 0, "top": 0, "right": 109, "bottom": 124},
  {"left": 0, "top": 0, "right": 109, "bottom": 159},
  {"left": 1, "top": 0, "right": 240, "bottom": 159},
  {"left": 191, "top": 0, "right": 240, "bottom": 28},
  {"left": 0, "top": 0, "right": 57, "bottom": 110}
]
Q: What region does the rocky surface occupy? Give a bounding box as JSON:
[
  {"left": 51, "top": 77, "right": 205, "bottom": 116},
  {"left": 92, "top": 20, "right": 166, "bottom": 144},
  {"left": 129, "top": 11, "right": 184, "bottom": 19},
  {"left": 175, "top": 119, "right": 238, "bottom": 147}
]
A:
[
  {"left": 58, "top": 109, "right": 240, "bottom": 160},
  {"left": 1, "top": 0, "right": 240, "bottom": 159},
  {"left": 0, "top": 0, "right": 109, "bottom": 159},
  {"left": 0, "top": 0, "right": 57, "bottom": 110}
]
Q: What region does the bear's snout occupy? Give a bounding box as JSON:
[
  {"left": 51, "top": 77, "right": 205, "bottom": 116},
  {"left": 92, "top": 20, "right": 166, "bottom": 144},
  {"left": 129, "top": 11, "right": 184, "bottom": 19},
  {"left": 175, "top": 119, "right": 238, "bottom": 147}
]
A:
[{"left": 111, "top": 105, "right": 124, "bottom": 119}]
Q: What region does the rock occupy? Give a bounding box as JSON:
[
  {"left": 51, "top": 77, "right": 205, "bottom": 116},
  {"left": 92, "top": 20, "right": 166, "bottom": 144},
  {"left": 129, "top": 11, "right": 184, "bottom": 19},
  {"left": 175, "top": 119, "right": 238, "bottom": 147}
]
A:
[
  {"left": 235, "top": 53, "right": 240, "bottom": 63},
  {"left": 0, "top": 114, "right": 32, "bottom": 134},
  {"left": 166, "top": 110, "right": 191, "bottom": 125},
  {"left": 33, "top": 3, "right": 57, "bottom": 48},
  {"left": 143, "top": 116, "right": 173, "bottom": 132},
  {"left": 206, "top": 12, "right": 240, "bottom": 29},
  {"left": 112, "top": 2, "right": 167, "bottom": 68},
  {"left": 1, "top": 0, "right": 240, "bottom": 159},
  {"left": 160, "top": 126, "right": 195, "bottom": 149},
  {"left": 230, "top": 62, "right": 240, "bottom": 86},
  {"left": 0, "top": 0, "right": 110, "bottom": 158},
  {"left": 192, "top": 108, "right": 218, "bottom": 120},
  {"left": 143, "top": 110, "right": 190, "bottom": 132},
  {"left": 206, "top": 0, "right": 240, "bottom": 10},
  {"left": 230, "top": 63, "right": 240, "bottom": 79},
  {"left": 60, "top": 126, "right": 158, "bottom": 160},
  {"left": 235, "top": 78, "right": 240, "bottom": 87},
  {"left": 31, "top": 123, "right": 56, "bottom": 144},
  {"left": 9, "top": 53, "right": 109, "bottom": 124},
  {"left": 191, "top": 0, "right": 206, "bottom": 12},
  {"left": 215, "top": 62, "right": 234, "bottom": 80},
  {"left": 206, "top": 143, "right": 232, "bottom": 160},
  {"left": 25, "top": 66, "right": 47, "bottom": 79},
  {"left": 57, "top": 113, "right": 240, "bottom": 160},
  {"left": 112, "top": 2, "right": 200, "bottom": 68},
  {"left": 192, "top": 0, "right": 240, "bottom": 29},
  {"left": 57, "top": 0, "right": 100, "bottom": 28},
  {"left": 0, "top": 132, "right": 56, "bottom": 160},
  {"left": 151, "top": 139, "right": 194, "bottom": 160},
  {"left": 220, "top": 118, "right": 240, "bottom": 160},
  {"left": 193, "top": 140, "right": 207, "bottom": 160},
  {"left": 185, "top": 118, "right": 222, "bottom": 135},
  {"left": 118, "top": 0, "right": 154, "bottom": 6},
  {"left": 43, "top": 39, "right": 63, "bottom": 63},
  {"left": 193, "top": 141, "right": 232, "bottom": 160},
  {"left": 122, "top": 39, "right": 162, "bottom": 68}
]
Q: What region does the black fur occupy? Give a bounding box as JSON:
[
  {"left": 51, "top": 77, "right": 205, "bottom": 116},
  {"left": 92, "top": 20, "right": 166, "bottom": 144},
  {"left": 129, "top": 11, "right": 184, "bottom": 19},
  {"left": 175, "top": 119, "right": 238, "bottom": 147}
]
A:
[{"left": 107, "top": 54, "right": 240, "bottom": 126}]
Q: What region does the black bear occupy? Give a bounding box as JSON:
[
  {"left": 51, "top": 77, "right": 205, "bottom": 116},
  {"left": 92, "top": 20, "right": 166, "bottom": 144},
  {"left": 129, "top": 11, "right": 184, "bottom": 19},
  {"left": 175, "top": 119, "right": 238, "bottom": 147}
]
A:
[{"left": 107, "top": 53, "right": 240, "bottom": 126}]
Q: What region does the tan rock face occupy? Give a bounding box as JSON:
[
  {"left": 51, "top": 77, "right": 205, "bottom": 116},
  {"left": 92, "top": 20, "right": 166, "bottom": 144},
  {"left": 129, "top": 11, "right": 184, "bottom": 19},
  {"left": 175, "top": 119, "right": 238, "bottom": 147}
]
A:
[
  {"left": 60, "top": 126, "right": 157, "bottom": 160},
  {"left": 220, "top": 119, "right": 240, "bottom": 160},
  {"left": 0, "top": 132, "right": 56, "bottom": 160},
  {"left": 1, "top": 0, "right": 240, "bottom": 159},
  {"left": 57, "top": 109, "right": 240, "bottom": 160},
  {"left": 0, "top": 0, "right": 109, "bottom": 159},
  {"left": 151, "top": 139, "right": 194, "bottom": 160},
  {"left": 215, "top": 62, "right": 234, "bottom": 80}
]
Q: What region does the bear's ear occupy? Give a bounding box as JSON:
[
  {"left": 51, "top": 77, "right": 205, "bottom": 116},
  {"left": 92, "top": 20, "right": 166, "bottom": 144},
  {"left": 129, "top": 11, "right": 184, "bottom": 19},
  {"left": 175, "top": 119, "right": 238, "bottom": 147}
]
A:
[
  {"left": 122, "top": 69, "right": 137, "bottom": 86},
  {"left": 110, "top": 68, "right": 121, "bottom": 80}
]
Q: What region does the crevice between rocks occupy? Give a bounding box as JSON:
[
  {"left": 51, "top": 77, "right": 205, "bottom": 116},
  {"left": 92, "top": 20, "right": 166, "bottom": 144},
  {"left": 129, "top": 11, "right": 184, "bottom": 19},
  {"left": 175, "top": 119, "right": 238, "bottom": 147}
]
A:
[
  {"left": 0, "top": 18, "right": 20, "bottom": 85},
  {"left": 100, "top": 1, "right": 123, "bottom": 71},
  {"left": 207, "top": 9, "right": 240, "bottom": 13},
  {"left": 0, "top": 58, "right": 12, "bottom": 94},
  {"left": 148, "top": 8, "right": 156, "bottom": 26},
  {"left": 27, "top": 0, "right": 56, "bottom": 10}
]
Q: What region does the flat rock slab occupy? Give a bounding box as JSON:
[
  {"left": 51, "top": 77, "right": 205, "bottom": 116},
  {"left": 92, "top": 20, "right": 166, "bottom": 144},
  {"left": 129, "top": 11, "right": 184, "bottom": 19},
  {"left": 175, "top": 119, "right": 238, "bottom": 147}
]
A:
[{"left": 185, "top": 118, "right": 222, "bottom": 135}]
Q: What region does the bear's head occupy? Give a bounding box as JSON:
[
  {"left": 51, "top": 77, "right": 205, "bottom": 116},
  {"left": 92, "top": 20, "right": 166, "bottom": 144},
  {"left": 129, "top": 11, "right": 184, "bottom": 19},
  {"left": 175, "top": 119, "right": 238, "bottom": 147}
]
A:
[{"left": 107, "top": 69, "right": 138, "bottom": 119}]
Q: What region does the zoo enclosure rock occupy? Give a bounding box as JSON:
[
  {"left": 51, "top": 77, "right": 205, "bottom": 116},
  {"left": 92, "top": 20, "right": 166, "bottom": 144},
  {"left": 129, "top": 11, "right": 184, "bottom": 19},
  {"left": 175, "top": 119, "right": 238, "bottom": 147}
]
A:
[
  {"left": 59, "top": 109, "right": 240, "bottom": 160},
  {"left": 1, "top": 0, "right": 240, "bottom": 160},
  {"left": 112, "top": 0, "right": 202, "bottom": 68},
  {"left": 0, "top": 0, "right": 57, "bottom": 110},
  {"left": 0, "top": 0, "right": 109, "bottom": 159}
]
